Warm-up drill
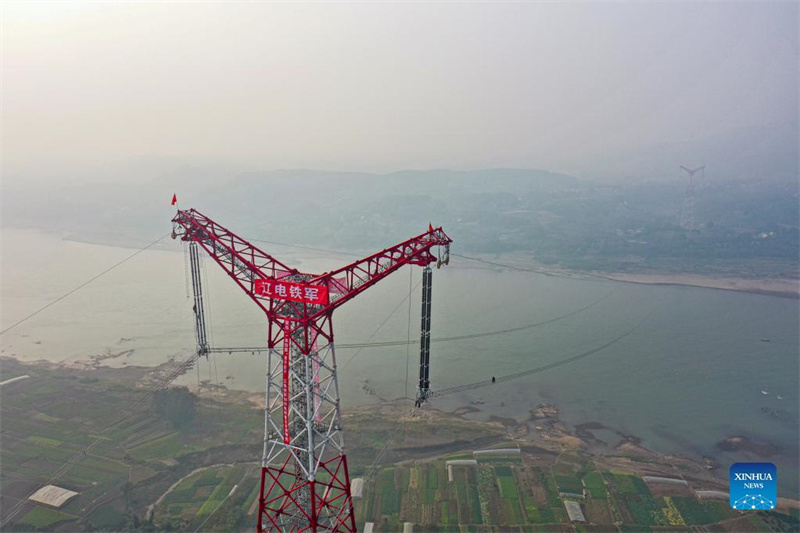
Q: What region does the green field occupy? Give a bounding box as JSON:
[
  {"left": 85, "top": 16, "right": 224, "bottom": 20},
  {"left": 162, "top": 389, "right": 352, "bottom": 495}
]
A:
[
  {"left": 0, "top": 358, "right": 263, "bottom": 531},
  {"left": 19, "top": 506, "right": 75, "bottom": 528},
  {"left": 355, "top": 457, "right": 799, "bottom": 532},
  {"left": 2, "top": 357, "right": 799, "bottom": 533}
]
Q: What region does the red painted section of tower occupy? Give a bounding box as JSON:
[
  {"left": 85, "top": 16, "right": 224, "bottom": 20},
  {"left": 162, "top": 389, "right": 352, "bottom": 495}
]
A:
[{"left": 171, "top": 208, "right": 452, "bottom": 532}]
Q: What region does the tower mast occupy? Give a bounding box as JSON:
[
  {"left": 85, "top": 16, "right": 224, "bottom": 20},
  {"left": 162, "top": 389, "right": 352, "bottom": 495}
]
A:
[{"left": 172, "top": 209, "right": 452, "bottom": 532}]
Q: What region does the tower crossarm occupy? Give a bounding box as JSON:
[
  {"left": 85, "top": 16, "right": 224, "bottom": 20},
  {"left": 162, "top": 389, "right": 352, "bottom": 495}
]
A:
[
  {"left": 171, "top": 208, "right": 300, "bottom": 315},
  {"left": 172, "top": 208, "right": 452, "bottom": 338},
  {"left": 311, "top": 227, "right": 452, "bottom": 318}
]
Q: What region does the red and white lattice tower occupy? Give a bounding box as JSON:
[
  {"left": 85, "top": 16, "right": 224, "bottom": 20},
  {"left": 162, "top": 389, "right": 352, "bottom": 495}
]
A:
[{"left": 171, "top": 209, "right": 451, "bottom": 532}]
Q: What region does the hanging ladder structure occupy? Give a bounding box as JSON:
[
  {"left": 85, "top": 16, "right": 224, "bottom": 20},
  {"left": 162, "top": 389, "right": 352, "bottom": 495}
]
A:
[
  {"left": 188, "top": 241, "right": 210, "bottom": 358},
  {"left": 416, "top": 265, "right": 433, "bottom": 406}
]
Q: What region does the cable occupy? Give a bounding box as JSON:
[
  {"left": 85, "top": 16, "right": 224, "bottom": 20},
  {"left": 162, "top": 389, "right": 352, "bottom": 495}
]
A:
[
  {"left": 451, "top": 252, "right": 607, "bottom": 281},
  {"left": 192, "top": 464, "right": 256, "bottom": 532},
  {"left": 244, "top": 235, "right": 579, "bottom": 284},
  {"left": 247, "top": 237, "right": 361, "bottom": 258},
  {"left": 433, "top": 309, "right": 655, "bottom": 398},
  {"left": 207, "top": 289, "right": 615, "bottom": 354},
  {"left": 348, "top": 289, "right": 614, "bottom": 348},
  {"left": 244, "top": 235, "right": 600, "bottom": 284},
  {"left": 340, "top": 278, "right": 422, "bottom": 371},
  {"left": 1, "top": 352, "right": 198, "bottom": 527},
  {"left": 200, "top": 253, "right": 221, "bottom": 417},
  {"left": 0, "top": 233, "right": 170, "bottom": 337},
  {"left": 405, "top": 267, "right": 413, "bottom": 401},
  {"left": 328, "top": 310, "right": 657, "bottom": 530}
]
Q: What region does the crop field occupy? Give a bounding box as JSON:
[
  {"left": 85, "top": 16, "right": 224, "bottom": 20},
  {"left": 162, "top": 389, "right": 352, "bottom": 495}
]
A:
[
  {"left": 155, "top": 465, "right": 245, "bottom": 520},
  {"left": 18, "top": 506, "right": 76, "bottom": 529},
  {"left": 0, "top": 358, "right": 263, "bottom": 531},
  {"left": 2, "top": 358, "right": 799, "bottom": 532},
  {"left": 355, "top": 450, "right": 798, "bottom": 532}
]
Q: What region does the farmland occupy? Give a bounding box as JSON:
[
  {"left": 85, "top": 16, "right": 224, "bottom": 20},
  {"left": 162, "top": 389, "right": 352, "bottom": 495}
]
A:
[
  {"left": 0, "top": 357, "right": 264, "bottom": 532},
  {"left": 354, "top": 448, "right": 800, "bottom": 532},
  {"left": 0, "top": 357, "right": 502, "bottom": 531},
  {"left": 2, "top": 356, "right": 799, "bottom": 532}
]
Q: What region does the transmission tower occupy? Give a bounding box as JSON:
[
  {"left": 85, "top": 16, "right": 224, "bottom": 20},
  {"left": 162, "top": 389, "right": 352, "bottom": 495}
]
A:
[
  {"left": 172, "top": 209, "right": 451, "bottom": 532},
  {"left": 679, "top": 165, "right": 704, "bottom": 230}
]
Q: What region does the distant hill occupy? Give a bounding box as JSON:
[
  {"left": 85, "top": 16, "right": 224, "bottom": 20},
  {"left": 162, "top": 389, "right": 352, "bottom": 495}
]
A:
[{"left": 2, "top": 166, "right": 796, "bottom": 278}]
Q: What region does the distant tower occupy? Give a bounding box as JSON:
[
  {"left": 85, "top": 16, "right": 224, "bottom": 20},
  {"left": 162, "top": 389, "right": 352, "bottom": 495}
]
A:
[{"left": 679, "top": 165, "right": 704, "bottom": 230}]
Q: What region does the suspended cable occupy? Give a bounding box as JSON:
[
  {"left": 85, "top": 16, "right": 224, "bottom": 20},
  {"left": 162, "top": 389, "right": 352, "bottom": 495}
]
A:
[
  {"left": 349, "top": 289, "right": 615, "bottom": 348},
  {"left": 330, "top": 309, "right": 656, "bottom": 527},
  {"left": 0, "top": 233, "right": 170, "bottom": 337},
  {"left": 340, "top": 278, "right": 422, "bottom": 371},
  {"left": 450, "top": 252, "right": 607, "bottom": 281},
  {"left": 206, "top": 289, "right": 615, "bottom": 354},
  {"left": 192, "top": 464, "right": 257, "bottom": 532},
  {"left": 247, "top": 237, "right": 361, "bottom": 258},
  {"left": 1, "top": 352, "right": 198, "bottom": 527},
  {"left": 405, "top": 267, "right": 413, "bottom": 401},
  {"left": 244, "top": 235, "right": 603, "bottom": 284},
  {"left": 434, "top": 309, "right": 655, "bottom": 398}
]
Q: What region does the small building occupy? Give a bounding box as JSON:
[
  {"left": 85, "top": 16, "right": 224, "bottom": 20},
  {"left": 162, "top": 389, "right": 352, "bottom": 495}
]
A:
[
  {"left": 29, "top": 485, "right": 79, "bottom": 508},
  {"left": 697, "top": 490, "right": 729, "bottom": 500},
  {"left": 563, "top": 500, "right": 586, "bottom": 523},
  {"left": 351, "top": 478, "right": 365, "bottom": 499},
  {"left": 363, "top": 522, "right": 374, "bottom": 533},
  {"left": 642, "top": 476, "right": 688, "bottom": 486},
  {"left": 446, "top": 459, "right": 478, "bottom": 482},
  {"left": 445, "top": 459, "right": 478, "bottom": 467},
  {"left": 403, "top": 522, "right": 414, "bottom": 533},
  {"left": 473, "top": 448, "right": 521, "bottom": 457}
]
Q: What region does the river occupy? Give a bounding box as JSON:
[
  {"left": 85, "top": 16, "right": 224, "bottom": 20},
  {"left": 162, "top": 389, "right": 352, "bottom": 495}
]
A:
[{"left": 1, "top": 228, "right": 797, "bottom": 496}]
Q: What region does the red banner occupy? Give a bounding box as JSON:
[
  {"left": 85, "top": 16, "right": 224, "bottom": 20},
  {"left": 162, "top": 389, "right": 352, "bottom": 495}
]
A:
[
  {"left": 282, "top": 319, "right": 291, "bottom": 445},
  {"left": 255, "top": 279, "right": 329, "bottom": 306}
]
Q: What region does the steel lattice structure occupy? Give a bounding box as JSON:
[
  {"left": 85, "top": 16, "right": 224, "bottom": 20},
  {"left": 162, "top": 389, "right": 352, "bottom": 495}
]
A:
[{"left": 171, "top": 209, "right": 451, "bottom": 532}]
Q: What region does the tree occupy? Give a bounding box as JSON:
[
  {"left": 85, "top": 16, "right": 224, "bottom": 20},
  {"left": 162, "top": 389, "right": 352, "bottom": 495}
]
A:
[{"left": 153, "top": 387, "right": 196, "bottom": 429}]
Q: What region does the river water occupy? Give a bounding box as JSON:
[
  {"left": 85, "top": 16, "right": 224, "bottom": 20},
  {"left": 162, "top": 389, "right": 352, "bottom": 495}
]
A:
[{"left": 2, "top": 228, "right": 798, "bottom": 496}]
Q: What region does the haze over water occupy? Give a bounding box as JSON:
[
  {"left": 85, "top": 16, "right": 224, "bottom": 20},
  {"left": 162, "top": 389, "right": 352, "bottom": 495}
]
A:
[{"left": 2, "top": 228, "right": 797, "bottom": 496}]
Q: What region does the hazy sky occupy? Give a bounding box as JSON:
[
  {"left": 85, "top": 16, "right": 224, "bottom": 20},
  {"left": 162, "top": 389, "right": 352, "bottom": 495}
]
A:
[{"left": 2, "top": 2, "right": 797, "bottom": 183}]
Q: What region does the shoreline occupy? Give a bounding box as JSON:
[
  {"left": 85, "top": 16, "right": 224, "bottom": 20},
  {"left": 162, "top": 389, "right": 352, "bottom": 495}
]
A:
[
  {"left": 348, "top": 397, "right": 800, "bottom": 509},
  {"left": 457, "top": 251, "right": 799, "bottom": 299},
  {"left": 5, "top": 225, "right": 797, "bottom": 299},
  {"left": 587, "top": 271, "right": 799, "bottom": 300},
  {"left": 3, "top": 355, "right": 799, "bottom": 510}
]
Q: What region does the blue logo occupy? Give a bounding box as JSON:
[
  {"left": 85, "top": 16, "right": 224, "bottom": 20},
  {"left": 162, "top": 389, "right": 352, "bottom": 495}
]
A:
[{"left": 730, "top": 463, "right": 776, "bottom": 510}]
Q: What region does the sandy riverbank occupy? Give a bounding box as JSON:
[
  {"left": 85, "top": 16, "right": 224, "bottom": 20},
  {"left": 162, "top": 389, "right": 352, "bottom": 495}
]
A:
[
  {"left": 454, "top": 252, "right": 799, "bottom": 298},
  {"left": 589, "top": 272, "right": 799, "bottom": 299}
]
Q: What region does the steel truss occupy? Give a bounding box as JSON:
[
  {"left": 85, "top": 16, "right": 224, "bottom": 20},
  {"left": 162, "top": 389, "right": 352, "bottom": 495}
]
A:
[{"left": 171, "top": 209, "right": 451, "bottom": 532}]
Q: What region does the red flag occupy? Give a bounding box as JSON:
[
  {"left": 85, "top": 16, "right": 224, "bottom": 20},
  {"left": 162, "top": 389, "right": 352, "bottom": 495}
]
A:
[
  {"left": 171, "top": 194, "right": 177, "bottom": 206},
  {"left": 429, "top": 223, "right": 434, "bottom": 232}
]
